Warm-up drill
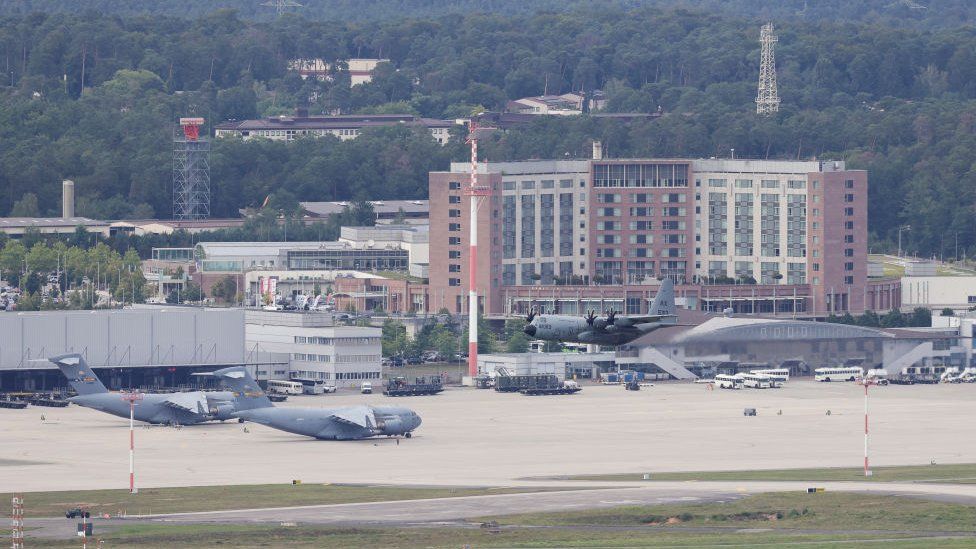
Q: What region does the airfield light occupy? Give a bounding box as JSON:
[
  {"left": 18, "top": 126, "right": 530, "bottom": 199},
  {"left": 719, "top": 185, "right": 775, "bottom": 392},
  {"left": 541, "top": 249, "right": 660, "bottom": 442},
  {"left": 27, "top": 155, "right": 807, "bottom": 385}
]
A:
[{"left": 120, "top": 392, "right": 144, "bottom": 493}]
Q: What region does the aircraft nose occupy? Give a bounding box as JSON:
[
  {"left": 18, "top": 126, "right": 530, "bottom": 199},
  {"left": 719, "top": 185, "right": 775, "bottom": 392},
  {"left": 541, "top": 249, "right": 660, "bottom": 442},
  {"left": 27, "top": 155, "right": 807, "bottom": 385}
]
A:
[{"left": 523, "top": 324, "right": 536, "bottom": 337}]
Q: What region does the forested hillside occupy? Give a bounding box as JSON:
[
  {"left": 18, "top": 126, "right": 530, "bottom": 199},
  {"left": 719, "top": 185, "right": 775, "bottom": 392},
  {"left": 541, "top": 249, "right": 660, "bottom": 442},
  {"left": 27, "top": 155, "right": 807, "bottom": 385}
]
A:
[
  {"left": 1, "top": 7, "right": 976, "bottom": 256},
  {"left": 2, "top": 0, "right": 975, "bottom": 28}
]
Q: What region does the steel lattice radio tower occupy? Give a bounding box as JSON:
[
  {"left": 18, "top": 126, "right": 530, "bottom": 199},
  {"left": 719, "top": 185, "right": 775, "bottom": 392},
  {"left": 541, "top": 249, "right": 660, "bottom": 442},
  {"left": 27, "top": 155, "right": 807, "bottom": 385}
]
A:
[
  {"left": 263, "top": 0, "right": 303, "bottom": 16},
  {"left": 173, "top": 117, "right": 211, "bottom": 220},
  {"left": 756, "top": 22, "right": 780, "bottom": 115}
]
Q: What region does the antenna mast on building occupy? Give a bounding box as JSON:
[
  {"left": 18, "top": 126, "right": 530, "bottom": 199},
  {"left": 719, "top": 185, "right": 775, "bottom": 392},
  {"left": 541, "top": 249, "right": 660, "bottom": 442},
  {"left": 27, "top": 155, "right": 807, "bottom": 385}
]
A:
[
  {"left": 756, "top": 22, "right": 780, "bottom": 115},
  {"left": 262, "top": 0, "right": 303, "bottom": 16},
  {"left": 173, "top": 117, "right": 211, "bottom": 220},
  {"left": 465, "top": 122, "right": 492, "bottom": 379}
]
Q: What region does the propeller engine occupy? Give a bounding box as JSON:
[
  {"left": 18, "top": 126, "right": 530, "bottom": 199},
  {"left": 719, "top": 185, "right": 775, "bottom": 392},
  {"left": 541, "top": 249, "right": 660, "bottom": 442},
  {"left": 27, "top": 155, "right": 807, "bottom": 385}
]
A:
[
  {"left": 606, "top": 309, "right": 617, "bottom": 326},
  {"left": 526, "top": 309, "right": 536, "bottom": 324},
  {"left": 585, "top": 310, "right": 597, "bottom": 326}
]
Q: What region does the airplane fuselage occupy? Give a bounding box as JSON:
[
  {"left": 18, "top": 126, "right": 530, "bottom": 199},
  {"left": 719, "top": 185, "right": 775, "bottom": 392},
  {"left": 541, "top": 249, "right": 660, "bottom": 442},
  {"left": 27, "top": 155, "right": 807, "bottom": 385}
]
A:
[
  {"left": 234, "top": 405, "right": 422, "bottom": 440},
  {"left": 525, "top": 315, "right": 671, "bottom": 346},
  {"left": 69, "top": 391, "right": 240, "bottom": 425}
]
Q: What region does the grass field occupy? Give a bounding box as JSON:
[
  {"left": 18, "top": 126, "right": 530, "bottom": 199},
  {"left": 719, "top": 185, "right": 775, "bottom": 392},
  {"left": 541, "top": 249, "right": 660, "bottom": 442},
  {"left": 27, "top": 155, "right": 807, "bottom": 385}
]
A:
[
  {"left": 23, "top": 492, "right": 976, "bottom": 548},
  {"left": 490, "top": 492, "right": 976, "bottom": 532},
  {"left": 0, "top": 484, "right": 542, "bottom": 518},
  {"left": 24, "top": 525, "right": 976, "bottom": 549},
  {"left": 569, "top": 463, "right": 976, "bottom": 483}
]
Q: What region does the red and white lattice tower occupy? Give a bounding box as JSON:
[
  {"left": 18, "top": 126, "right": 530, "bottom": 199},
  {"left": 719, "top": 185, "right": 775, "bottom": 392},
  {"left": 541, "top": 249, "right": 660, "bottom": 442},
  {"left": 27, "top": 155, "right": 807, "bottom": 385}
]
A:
[
  {"left": 10, "top": 494, "right": 24, "bottom": 549},
  {"left": 173, "top": 117, "right": 211, "bottom": 220},
  {"left": 464, "top": 122, "right": 491, "bottom": 378}
]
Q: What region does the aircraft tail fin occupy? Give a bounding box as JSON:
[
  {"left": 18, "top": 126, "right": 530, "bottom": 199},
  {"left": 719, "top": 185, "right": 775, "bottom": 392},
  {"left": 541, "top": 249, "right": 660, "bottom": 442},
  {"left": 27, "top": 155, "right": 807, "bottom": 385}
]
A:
[
  {"left": 50, "top": 354, "right": 108, "bottom": 395},
  {"left": 212, "top": 366, "right": 273, "bottom": 411},
  {"left": 649, "top": 278, "right": 676, "bottom": 316}
]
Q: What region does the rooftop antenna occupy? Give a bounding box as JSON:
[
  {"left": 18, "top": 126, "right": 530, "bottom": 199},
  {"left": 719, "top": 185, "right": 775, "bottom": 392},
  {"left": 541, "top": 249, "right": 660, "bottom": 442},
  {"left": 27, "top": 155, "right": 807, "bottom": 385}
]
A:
[
  {"left": 756, "top": 22, "right": 780, "bottom": 115},
  {"left": 263, "top": 0, "right": 302, "bottom": 16}
]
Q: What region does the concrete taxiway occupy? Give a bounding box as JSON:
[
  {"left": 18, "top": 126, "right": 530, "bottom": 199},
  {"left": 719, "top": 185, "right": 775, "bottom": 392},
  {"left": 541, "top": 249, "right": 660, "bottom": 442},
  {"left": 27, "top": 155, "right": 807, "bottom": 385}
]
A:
[{"left": 3, "top": 381, "right": 976, "bottom": 492}]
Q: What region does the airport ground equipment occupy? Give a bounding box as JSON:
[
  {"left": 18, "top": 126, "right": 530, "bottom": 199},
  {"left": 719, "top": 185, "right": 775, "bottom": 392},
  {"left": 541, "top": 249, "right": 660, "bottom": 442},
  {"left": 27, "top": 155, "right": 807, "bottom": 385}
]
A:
[
  {"left": 65, "top": 508, "right": 90, "bottom": 519},
  {"left": 384, "top": 376, "right": 444, "bottom": 396},
  {"left": 625, "top": 379, "right": 641, "bottom": 391},
  {"left": 495, "top": 374, "right": 582, "bottom": 395},
  {"left": 744, "top": 408, "right": 757, "bottom": 416},
  {"left": 0, "top": 398, "right": 27, "bottom": 409},
  {"left": 267, "top": 394, "right": 288, "bottom": 402},
  {"left": 28, "top": 396, "right": 69, "bottom": 407}
]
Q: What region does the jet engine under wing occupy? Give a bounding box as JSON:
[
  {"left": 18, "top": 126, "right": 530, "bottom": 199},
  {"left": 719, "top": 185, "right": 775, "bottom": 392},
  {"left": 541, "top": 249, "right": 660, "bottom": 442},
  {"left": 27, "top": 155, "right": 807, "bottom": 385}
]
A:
[
  {"left": 328, "top": 405, "right": 376, "bottom": 429},
  {"left": 160, "top": 391, "right": 210, "bottom": 415}
]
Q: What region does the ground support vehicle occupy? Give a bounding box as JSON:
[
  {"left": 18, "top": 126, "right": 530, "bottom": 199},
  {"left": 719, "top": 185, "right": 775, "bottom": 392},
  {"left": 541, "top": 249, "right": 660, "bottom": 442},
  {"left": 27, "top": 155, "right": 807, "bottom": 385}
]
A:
[{"left": 384, "top": 376, "right": 445, "bottom": 396}]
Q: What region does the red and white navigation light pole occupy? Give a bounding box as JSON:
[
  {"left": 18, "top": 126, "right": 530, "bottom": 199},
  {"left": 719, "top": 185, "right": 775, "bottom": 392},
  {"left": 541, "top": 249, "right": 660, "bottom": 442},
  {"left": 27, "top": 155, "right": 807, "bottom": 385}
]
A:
[
  {"left": 120, "top": 392, "right": 144, "bottom": 493},
  {"left": 858, "top": 377, "right": 877, "bottom": 477},
  {"left": 464, "top": 122, "right": 491, "bottom": 378}
]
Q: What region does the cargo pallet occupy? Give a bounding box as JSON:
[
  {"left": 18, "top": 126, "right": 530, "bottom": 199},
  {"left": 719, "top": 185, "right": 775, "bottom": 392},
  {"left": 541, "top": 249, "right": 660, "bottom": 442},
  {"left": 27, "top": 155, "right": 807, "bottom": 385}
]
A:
[
  {"left": 519, "top": 386, "right": 581, "bottom": 395},
  {"left": 29, "top": 397, "right": 69, "bottom": 407},
  {"left": 384, "top": 376, "right": 444, "bottom": 397}
]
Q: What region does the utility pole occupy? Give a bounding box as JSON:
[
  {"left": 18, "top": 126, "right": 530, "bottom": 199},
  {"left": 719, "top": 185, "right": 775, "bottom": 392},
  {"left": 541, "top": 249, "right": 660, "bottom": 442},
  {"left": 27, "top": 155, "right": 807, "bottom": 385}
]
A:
[
  {"left": 756, "top": 22, "right": 780, "bottom": 115},
  {"left": 898, "top": 225, "right": 911, "bottom": 258}
]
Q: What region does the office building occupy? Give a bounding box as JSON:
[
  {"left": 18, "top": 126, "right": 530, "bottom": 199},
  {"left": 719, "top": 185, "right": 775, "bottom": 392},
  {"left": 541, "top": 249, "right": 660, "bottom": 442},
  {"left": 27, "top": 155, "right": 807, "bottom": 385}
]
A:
[{"left": 429, "top": 154, "right": 873, "bottom": 316}]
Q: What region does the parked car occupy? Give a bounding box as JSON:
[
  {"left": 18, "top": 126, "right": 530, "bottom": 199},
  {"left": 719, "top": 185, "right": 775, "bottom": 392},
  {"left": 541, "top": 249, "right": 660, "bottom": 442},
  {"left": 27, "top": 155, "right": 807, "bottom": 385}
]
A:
[
  {"left": 361, "top": 382, "right": 373, "bottom": 394},
  {"left": 65, "top": 508, "right": 90, "bottom": 519}
]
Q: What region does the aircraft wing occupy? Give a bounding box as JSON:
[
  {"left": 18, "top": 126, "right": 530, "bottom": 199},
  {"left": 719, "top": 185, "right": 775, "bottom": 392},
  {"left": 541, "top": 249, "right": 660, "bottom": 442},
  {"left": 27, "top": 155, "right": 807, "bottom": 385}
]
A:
[
  {"left": 160, "top": 391, "right": 209, "bottom": 415},
  {"left": 329, "top": 406, "right": 376, "bottom": 430},
  {"left": 612, "top": 314, "right": 669, "bottom": 327}
]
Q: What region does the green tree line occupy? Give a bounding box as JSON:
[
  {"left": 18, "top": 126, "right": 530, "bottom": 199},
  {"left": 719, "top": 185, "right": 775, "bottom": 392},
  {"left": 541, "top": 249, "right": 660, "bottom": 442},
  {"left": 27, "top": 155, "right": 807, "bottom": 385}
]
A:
[{"left": 3, "top": 8, "right": 976, "bottom": 255}]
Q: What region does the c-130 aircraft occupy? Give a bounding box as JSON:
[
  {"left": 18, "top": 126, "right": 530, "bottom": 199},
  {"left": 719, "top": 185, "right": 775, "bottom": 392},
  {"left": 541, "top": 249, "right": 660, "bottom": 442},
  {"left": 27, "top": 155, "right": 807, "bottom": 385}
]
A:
[{"left": 523, "top": 278, "right": 678, "bottom": 346}]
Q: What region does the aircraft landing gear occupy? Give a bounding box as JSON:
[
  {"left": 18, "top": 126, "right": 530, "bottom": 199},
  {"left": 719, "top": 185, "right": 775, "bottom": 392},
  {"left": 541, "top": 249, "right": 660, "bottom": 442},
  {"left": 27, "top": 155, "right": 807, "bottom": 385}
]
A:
[
  {"left": 238, "top": 418, "right": 245, "bottom": 423},
  {"left": 405, "top": 432, "right": 412, "bottom": 438}
]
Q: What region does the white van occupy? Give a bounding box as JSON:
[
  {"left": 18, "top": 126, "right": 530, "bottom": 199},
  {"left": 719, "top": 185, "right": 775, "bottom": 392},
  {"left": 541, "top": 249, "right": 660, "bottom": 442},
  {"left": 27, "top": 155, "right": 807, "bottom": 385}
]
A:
[{"left": 361, "top": 381, "right": 373, "bottom": 394}]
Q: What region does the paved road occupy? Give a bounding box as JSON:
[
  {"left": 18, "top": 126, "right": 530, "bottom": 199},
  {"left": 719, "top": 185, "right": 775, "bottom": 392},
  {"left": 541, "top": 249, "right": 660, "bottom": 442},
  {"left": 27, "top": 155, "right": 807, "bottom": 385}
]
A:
[{"left": 25, "top": 480, "right": 976, "bottom": 539}]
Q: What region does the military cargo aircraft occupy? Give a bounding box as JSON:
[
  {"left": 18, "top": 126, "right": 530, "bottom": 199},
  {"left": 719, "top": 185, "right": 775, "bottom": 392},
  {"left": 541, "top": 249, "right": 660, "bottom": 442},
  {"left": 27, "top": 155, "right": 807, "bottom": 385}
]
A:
[
  {"left": 523, "top": 278, "right": 678, "bottom": 346},
  {"left": 51, "top": 354, "right": 268, "bottom": 425},
  {"left": 214, "top": 366, "right": 421, "bottom": 440}
]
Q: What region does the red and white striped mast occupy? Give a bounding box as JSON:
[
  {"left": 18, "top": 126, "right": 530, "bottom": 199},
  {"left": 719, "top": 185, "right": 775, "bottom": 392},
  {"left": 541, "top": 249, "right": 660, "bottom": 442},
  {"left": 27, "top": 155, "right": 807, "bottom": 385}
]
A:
[{"left": 465, "top": 121, "right": 490, "bottom": 378}]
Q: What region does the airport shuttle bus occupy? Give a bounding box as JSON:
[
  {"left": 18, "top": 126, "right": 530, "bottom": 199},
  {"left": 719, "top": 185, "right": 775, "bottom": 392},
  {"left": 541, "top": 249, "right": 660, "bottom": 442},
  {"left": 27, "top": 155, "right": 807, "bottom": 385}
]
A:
[
  {"left": 715, "top": 374, "right": 743, "bottom": 389},
  {"left": 738, "top": 372, "right": 772, "bottom": 389},
  {"left": 266, "top": 379, "right": 304, "bottom": 395},
  {"left": 751, "top": 369, "right": 789, "bottom": 385},
  {"left": 814, "top": 367, "right": 863, "bottom": 382}
]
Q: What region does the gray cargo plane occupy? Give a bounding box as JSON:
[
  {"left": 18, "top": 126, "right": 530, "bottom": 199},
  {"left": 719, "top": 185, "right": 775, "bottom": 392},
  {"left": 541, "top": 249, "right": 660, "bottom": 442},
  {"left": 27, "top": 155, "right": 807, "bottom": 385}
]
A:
[
  {"left": 523, "top": 278, "right": 678, "bottom": 345},
  {"left": 51, "top": 354, "right": 268, "bottom": 425},
  {"left": 214, "top": 366, "right": 422, "bottom": 440}
]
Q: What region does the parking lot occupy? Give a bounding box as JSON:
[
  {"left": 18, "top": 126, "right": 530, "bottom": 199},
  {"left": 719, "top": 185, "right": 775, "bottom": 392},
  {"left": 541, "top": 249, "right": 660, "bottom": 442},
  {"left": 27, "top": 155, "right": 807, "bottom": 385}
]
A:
[{"left": 2, "top": 381, "right": 975, "bottom": 492}]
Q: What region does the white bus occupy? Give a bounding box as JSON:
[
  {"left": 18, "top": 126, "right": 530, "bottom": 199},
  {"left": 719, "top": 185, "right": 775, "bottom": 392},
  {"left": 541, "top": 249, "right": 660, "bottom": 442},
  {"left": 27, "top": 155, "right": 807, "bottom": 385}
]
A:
[
  {"left": 738, "top": 372, "right": 772, "bottom": 389},
  {"left": 715, "top": 374, "right": 743, "bottom": 389},
  {"left": 751, "top": 369, "right": 789, "bottom": 384},
  {"left": 266, "top": 379, "right": 304, "bottom": 395},
  {"left": 814, "top": 367, "right": 863, "bottom": 382}
]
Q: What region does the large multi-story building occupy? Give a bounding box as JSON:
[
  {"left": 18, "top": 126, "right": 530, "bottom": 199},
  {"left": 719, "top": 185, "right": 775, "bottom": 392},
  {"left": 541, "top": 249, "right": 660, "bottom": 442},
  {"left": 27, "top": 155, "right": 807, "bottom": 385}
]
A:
[
  {"left": 429, "top": 152, "right": 872, "bottom": 316},
  {"left": 215, "top": 112, "right": 453, "bottom": 144}
]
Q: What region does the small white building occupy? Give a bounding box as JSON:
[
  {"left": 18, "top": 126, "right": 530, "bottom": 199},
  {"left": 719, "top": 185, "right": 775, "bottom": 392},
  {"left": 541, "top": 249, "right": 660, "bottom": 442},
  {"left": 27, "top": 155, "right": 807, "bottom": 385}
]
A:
[
  {"left": 477, "top": 352, "right": 616, "bottom": 381},
  {"left": 902, "top": 276, "right": 976, "bottom": 312},
  {"left": 245, "top": 310, "right": 381, "bottom": 387}
]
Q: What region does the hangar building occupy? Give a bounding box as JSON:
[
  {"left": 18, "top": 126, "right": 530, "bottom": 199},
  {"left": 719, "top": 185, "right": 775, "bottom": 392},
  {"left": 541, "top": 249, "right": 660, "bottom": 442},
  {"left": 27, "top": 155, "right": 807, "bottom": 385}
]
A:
[
  {"left": 0, "top": 308, "right": 247, "bottom": 391},
  {"left": 617, "top": 315, "right": 963, "bottom": 379}
]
